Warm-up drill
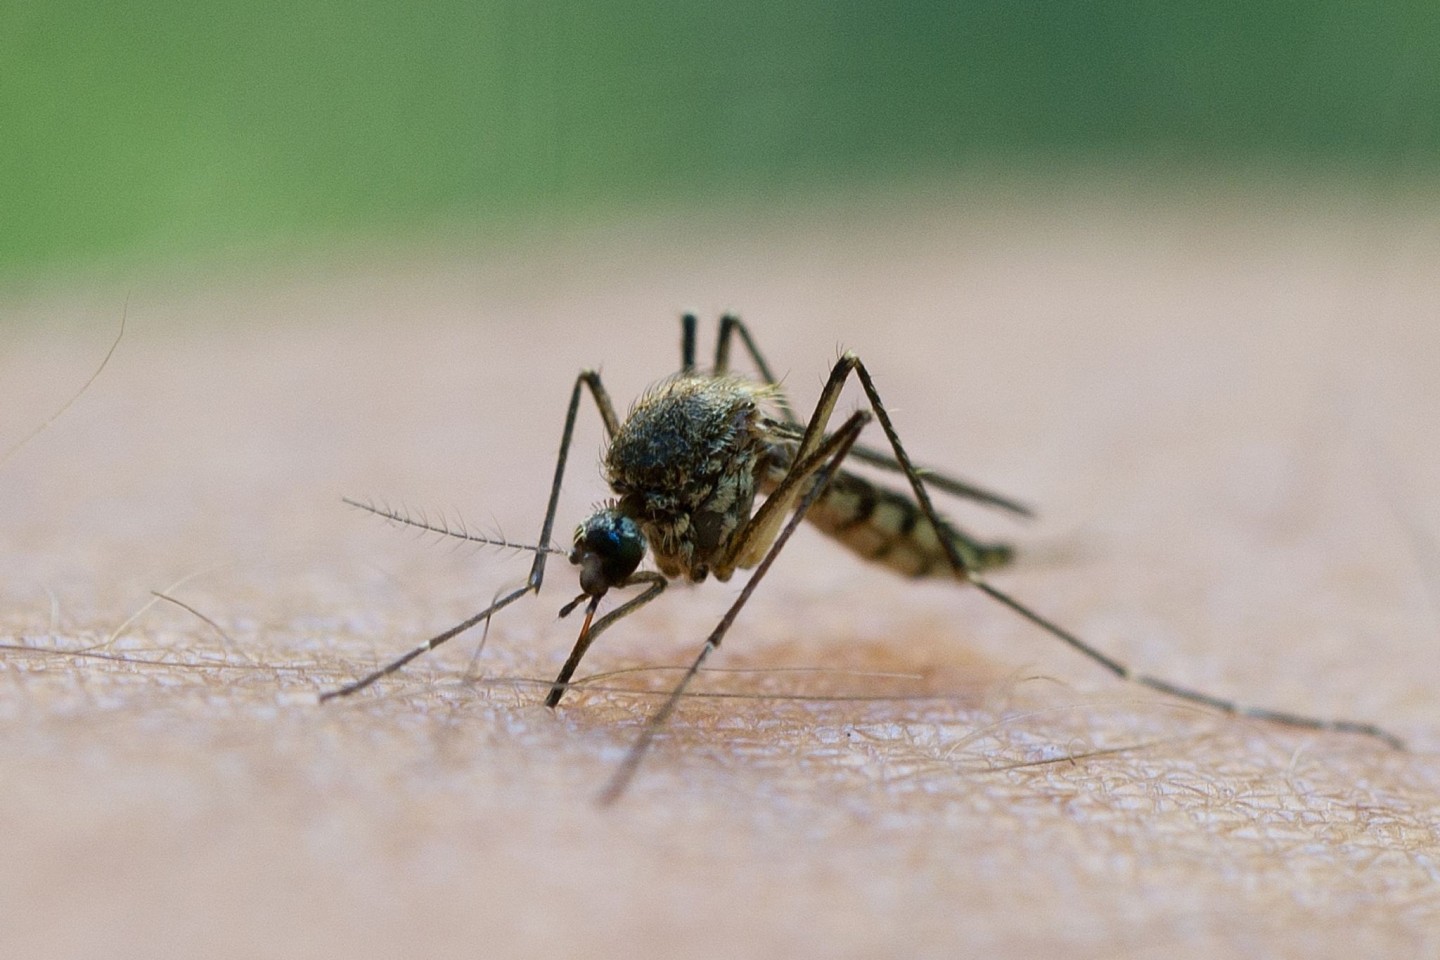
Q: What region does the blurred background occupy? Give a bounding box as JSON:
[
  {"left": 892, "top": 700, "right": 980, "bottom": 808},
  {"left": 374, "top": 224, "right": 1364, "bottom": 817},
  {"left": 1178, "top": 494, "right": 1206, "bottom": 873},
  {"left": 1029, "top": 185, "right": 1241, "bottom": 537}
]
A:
[{"left": 5, "top": 0, "right": 1439, "bottom": 287}]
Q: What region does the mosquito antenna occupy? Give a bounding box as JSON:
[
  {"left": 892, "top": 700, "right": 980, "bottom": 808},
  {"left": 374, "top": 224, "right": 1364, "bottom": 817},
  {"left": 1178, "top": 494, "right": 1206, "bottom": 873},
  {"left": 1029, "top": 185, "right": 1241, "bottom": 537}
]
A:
[{"left": 343, "top": 497, "right": 568, "bottom": 555}]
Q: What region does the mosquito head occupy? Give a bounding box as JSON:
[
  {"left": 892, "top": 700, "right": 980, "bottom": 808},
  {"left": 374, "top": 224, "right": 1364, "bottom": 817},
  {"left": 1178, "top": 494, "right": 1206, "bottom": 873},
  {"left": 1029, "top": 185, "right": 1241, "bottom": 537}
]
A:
[{"left": 571, "top": 508, "right": 646, "bottom": 597}]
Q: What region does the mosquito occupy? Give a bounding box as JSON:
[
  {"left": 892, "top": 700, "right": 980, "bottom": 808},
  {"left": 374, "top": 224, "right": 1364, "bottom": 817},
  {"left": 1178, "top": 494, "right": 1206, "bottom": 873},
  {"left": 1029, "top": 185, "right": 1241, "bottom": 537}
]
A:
[{"left": 325, "top": 314, "right": 1404, "bottom": 803}]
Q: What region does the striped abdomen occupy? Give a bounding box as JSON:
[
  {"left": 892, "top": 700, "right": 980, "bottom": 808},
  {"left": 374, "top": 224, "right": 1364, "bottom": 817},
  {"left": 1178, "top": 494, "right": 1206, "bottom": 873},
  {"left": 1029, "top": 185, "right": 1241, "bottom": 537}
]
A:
[{"left": 764, "top": 465, "right": 1014, "bottom": 579}]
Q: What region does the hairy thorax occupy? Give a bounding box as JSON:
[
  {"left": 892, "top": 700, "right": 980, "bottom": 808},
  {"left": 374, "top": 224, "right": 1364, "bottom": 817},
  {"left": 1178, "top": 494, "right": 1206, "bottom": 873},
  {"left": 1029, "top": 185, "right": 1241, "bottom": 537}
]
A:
[{"left": 605, "top": 375, "right": 779, "bottom": 582}]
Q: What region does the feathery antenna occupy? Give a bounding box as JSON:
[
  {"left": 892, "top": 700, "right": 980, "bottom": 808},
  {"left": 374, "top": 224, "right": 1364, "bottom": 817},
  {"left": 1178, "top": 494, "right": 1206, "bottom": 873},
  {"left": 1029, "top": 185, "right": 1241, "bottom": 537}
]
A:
[{"left": 343, "top": 497, "right": 568, "bottom": 555}]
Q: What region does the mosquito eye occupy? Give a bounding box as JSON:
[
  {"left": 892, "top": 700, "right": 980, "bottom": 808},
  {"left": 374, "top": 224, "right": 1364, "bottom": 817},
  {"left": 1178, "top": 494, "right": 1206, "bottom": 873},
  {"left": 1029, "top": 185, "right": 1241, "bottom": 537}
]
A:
[{"left": 571, "top": 511, "right": 646, "bottom": 595}]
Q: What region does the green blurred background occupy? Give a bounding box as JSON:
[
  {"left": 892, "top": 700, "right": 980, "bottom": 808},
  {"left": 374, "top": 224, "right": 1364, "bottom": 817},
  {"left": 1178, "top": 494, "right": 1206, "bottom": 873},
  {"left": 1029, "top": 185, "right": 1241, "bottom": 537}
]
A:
[{"left": 4, "top": 0, "right": 1438, "bottom": 282}]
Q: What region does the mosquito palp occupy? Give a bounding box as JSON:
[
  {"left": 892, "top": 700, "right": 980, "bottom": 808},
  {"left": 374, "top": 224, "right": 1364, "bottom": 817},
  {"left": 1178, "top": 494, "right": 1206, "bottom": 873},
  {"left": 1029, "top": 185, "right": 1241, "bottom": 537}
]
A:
[{"left": 326, "top": 314, "right": 1405, "bottom": 799}]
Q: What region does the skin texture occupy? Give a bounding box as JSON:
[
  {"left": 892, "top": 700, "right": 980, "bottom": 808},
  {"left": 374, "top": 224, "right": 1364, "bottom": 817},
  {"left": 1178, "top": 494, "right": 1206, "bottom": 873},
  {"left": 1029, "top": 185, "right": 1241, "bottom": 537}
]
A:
[{"left": 2, "top": 187, "right": 1438, "bottom": 958}]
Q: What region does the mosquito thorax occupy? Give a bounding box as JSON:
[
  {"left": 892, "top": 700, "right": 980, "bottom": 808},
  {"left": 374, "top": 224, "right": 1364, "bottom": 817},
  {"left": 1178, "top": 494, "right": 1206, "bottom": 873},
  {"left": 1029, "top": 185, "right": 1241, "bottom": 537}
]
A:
[
  {"left": 571, "top": 509, "right": 647, "bottom": 596},
  {"left": 603, "top": 374, "right": 777, "bottom": 582}
]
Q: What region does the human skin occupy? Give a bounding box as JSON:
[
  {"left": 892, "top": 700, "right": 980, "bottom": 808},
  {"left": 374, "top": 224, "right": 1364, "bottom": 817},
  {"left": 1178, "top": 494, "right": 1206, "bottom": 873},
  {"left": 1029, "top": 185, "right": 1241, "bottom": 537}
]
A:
[{"left": 2, "top": 187, "right": 1438, "bottom": 958}]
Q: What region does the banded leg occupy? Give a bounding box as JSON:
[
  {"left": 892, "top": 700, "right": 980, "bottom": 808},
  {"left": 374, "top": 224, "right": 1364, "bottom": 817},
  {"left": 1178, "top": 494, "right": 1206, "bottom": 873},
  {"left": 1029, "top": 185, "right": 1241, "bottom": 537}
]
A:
[
  {"left": 723, "top": 353, "right": 1002, "bottom": 575},
  {"left": 598, "top": 408, "right": 872, "bottom": 804},
  {"left": 825, "top": 354, "right": 1404, "bottom": 750},
  {"left": 321, "top": 370, "right": 622, "bottom": 701},
  {"left": 711, "top": 313, "right": 1031, "bottom": 518}
]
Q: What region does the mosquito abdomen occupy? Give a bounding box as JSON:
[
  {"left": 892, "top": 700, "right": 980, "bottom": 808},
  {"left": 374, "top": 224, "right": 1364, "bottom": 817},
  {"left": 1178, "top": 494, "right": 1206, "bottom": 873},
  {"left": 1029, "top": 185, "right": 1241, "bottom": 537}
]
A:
[{"left": 766, "top": 466, "right": 1013, "bottom": 578}]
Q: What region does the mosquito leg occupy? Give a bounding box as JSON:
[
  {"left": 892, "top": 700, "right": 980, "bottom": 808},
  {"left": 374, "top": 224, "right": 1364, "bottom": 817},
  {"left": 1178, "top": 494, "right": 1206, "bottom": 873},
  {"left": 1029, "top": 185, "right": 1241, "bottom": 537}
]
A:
[
  {"left": 767, "top": 419, "right": 1034, "bottom": 519},
  {"left": 713, "top": 313, "right": 801, "bottom": 424},
  {"left": 835, "top": 354, "right": 1403, "bottom": 750},
  {"left": 575, "top": 369, "right": 622, "bottom": 439},
  {"left": 598, "top": 409, "right": 870, "bottom": 804},
  {"left": 839, "top": 444, "right": 1034, "bottom": 519},
  {"left": 714, "top": 316, "right": 1030, "bottom": 517},
  {"left": 545, "top": 571, "right": 667, "bottom": 707},
  {"left": 681, "top": 313, "right": 698, "bottom": 374},
  {"left": 715, "top": 349, "right": 864, "bottom": 574},
  {"left": 322, "top": 369, "right": 622, "bottom": 700},
  {"left": 319, "top": 586, "right": 532, "bottom": 700},
  {"left": 972, "top": 586, "right": 1405, "bottom": 748}
]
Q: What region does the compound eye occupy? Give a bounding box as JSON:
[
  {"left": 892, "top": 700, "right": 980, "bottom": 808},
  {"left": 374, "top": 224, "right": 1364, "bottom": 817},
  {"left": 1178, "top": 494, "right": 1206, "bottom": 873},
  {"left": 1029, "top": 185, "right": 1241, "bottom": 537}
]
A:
[{"left": 571, "top": 510, "right": 646, "bottom": 596}]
